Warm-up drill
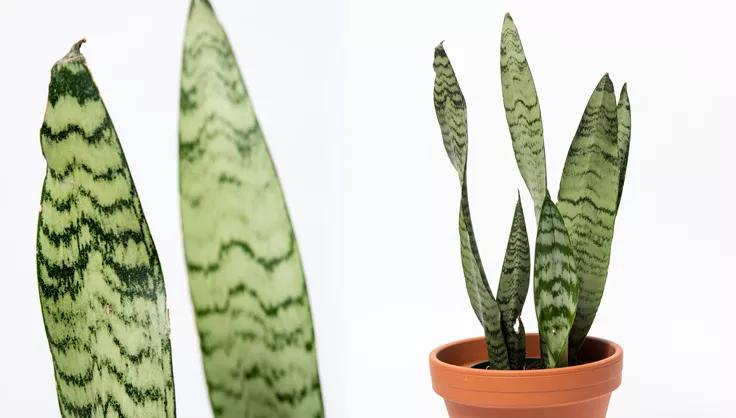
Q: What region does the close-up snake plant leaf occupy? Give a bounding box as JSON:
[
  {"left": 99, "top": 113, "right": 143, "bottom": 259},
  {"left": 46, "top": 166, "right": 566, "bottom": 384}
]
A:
[
  {"left": 558, "top": 74, "right": 620, "bottom": 360},
  {"left": 435, "top": 12, "right": 631, "bottom": 370},
  {"left": 179, "top": 0, "right": 324, "bottom": 416},
  {"left": 433, "top": 43, "right": 510, "bottom": 370},
  {"left": 37, "top": 40, "right": 176, "bottom": 417}
]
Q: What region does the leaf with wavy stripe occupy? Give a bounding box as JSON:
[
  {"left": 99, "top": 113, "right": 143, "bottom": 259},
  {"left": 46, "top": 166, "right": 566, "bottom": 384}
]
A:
[
  {"left": 37, "top": 40, "right": 176, "bottom": 417},
  {"left": 534, "top": 196, "right": 578, "bottom": 368},
  {"left": 496, "top": 194, "right": 530, "bottom": 369},
  {"left": 616, "top": 84, "right": 631, "bottom": 210},
  {"left": 557, "top": 74, "right": 620, "bottom": 359},
  {"left": 179, "top": 1, "right": 323, "bottom": 416},
  {"left": 434, "top": 43, "right": 509, "bottom": 369},
  {"left": 500, "top": 14, "right": 547, "bottom": 221}
]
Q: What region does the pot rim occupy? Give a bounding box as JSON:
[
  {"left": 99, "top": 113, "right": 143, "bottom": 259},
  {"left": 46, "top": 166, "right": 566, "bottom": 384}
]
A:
[{"left": 429, "top": 334, "right": 622, "bottom": 377}]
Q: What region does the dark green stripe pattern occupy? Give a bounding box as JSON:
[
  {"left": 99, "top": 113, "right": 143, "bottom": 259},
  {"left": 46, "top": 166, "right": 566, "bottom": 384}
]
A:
[
  {"left": 37, "top": 40, "right": 176, "bottom": 418},
  {"left": 496, "top": 195, "right": 530, "bottom": 370},
  {"left": 433, "top": 43, "right": 509, "bottom": 369},
  {"left": 557, "top": 74, "right": 620, "bottom": 358},
  {"left": 179, "top": 1, "right": 323, "bottom": 417},
  {"left": 500, "top": 14, "right": 547, "bottom": 221},
  {"left": 616, "top": 84, "right": 631, "bottom": 210},
  {"left": 534, "top": 197, "right": 578, "bottom": 368}
]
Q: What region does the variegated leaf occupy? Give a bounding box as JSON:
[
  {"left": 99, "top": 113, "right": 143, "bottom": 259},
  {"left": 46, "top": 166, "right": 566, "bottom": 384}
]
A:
[
  {"left": 534, "top": 197, "right": 578, "bottom": 368},
  {"left": 433, "top": 42, "right": 467, "bottom": 178},
  {"left": 434, "top": 43, "right": 509, "bottom": 369},
  {"left": 500, "top": 13, "right": 547, "bottom": 221},
  {"left": 496, "top": 194, "right": 530, "bottom": 369},
  {"left": 557, "top": 74, "right": 620, "bottom": 358},
  {"left": 616, "top": 83, "right": 631, "bottom": 210},
  {"left": 37, "top": 40, "right": 176, "bottom": 417},
  {"left": 179, "top": 1, "right": 323, "bottom": 416}
]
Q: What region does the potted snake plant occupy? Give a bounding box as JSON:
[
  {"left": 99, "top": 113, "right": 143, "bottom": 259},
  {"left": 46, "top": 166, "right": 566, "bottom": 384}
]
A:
[{"left": 429, "top": 14, "right": 631, "bottom": 418}]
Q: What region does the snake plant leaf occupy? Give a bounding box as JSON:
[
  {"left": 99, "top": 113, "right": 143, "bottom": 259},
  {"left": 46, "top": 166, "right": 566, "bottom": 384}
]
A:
[
  {"left": 433, "top": 42, "right": 468, "bottom": 178},
  {"left": 434, "top": 43, "right": 509, "bottom": 369},
  {"left": 496, "top": 194, "right": 530, "bottom": 369},
  {"left": 179, "top": 1, "right": 323, "bottom": 416},
  {"left": 500, "top": 13, "right": 547, "bottom": 221},
  {"left": 616, "top": 84, "right": 631, "bottom": 210},
  {"left": 534, "top": 196, "right": 578, "bottom": 368},
  {"left": 557, "top": 74, "right": 620, "bottom": 358},
  {"left": 37, "top": 40, "right": 176, "bottom": 417}
]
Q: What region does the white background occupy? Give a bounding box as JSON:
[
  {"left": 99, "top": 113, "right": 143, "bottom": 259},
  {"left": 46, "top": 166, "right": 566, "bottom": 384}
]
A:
[
  {"left": 1, "top": 1, "right": 735, "bottom": 418},
  {"left": 0, "top": 1, "right": 346, "bottom": 417},
  {"left": 344, "top": 0, "right": 734, "bottom": 417}
]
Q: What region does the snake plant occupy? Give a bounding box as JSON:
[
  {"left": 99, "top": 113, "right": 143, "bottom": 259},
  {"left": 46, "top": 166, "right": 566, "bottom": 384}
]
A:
[
  {"left": 37, "top": 40, "right": 176, "bottom": 416},
  {"left": 433, "top": 13, "right": 631, "bottom": 369},
  {"left": 179, "top": 1, "right": 323, "bottom": 417}
]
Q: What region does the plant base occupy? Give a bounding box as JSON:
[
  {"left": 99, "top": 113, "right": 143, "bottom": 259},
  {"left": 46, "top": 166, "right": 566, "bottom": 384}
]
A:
[{"left": 429, "top": 333, "right": 623, "bottom": 418}]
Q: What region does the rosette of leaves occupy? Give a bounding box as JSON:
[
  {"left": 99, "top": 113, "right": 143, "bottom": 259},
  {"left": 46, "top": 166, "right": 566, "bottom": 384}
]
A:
[{"left": 433, "top": 13, "right": 631, "bottom": 369}]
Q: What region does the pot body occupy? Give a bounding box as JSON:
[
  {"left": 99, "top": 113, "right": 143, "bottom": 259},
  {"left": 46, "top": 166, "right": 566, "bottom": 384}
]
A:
[{"left": 429, "top": 333, "right": 623, "bottom": 418}]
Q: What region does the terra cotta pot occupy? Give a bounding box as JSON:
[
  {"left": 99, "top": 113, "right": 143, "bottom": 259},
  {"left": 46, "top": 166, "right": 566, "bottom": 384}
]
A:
[{"left": 429, "top": 333, "right": 623, "bottom": 418}]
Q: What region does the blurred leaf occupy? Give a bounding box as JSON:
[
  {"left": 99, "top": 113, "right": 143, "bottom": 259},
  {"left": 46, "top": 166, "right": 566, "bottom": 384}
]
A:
[{"left": 179, "top": 1, "right": 323, "bottom": 416}]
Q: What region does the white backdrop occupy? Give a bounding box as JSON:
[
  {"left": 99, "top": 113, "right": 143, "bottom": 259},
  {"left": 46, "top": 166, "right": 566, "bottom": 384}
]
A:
[
  {"left": 0, "top": 1, "right": 346, "bottom": 417},
  {"left": 2, "top": 0, "right": 736, "bottom": 417},
  {"left": 344, "top": 0, "right": 734, "bottom": 417}
]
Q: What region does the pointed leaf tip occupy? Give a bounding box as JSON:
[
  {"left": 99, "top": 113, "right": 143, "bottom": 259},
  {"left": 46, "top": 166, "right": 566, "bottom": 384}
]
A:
[
  {"left": 70, "top": 38, "right": 86, "bottom": 54},
  {"left": 599, "top": 73, "right": 614, "bottom": 92},
  {"left": 56, "top": 38, "right": 87, "bottom": 66}
]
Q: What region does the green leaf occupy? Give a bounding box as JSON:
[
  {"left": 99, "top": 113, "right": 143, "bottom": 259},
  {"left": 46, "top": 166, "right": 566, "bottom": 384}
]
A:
[
  {"left": 616, "top": 83, "right": 631, "bottom": 210},
  {"left": 179, "top": 1, "right": 323, "bottom": 416},
  {"left": 534, "top": 197, "right": 578, "bottom": 368},
  {"left": 434, "top": 43, "right": 509, "bottom": 369},
  {"left": 557, "top": 74, "right": 620, "bottom": 358},
  {"left": 500, "top": 13, "right": 547, "bottom": 221},
  {"left": 433, "top": 42, "right": 468, "bottom": 179},
  {"left": 496, "top": 194, "right": 530, "bottom": 369},
  {"left": 37, "top": 40, "right": 176, "bottom": 417}
]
